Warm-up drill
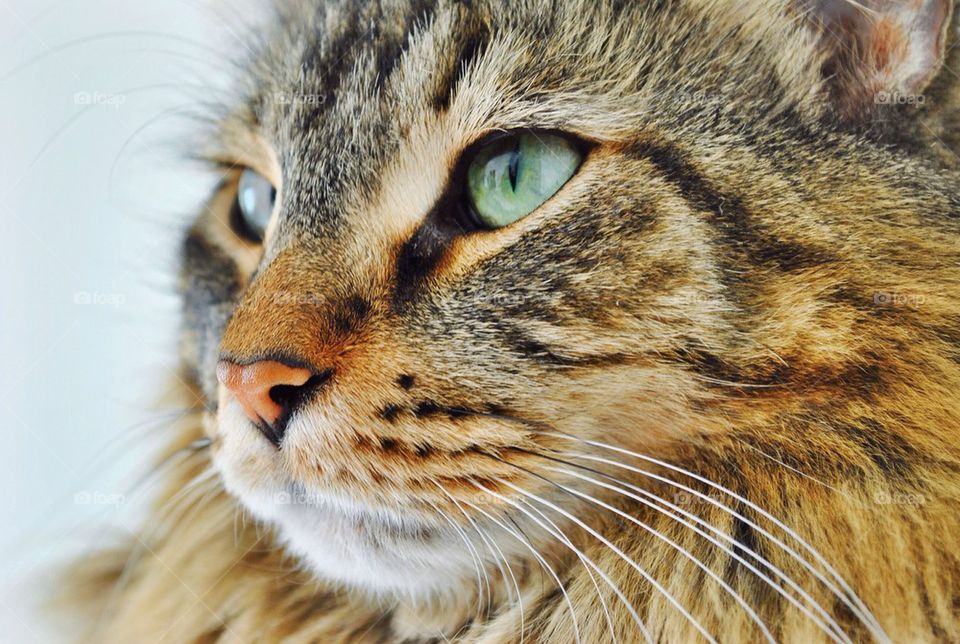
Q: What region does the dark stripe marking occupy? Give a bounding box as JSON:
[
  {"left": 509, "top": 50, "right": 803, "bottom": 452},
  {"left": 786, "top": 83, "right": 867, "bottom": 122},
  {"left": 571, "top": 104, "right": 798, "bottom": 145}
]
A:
[
  {"left": 431, "top": 17, "right": 491, "bottom": 111},
  {"left": 330, "top": 294, "right": 372, "bottom": 335},
  {"left": 628, "top": 140, "right": 836, "bottom": 275},
  {"left": 498, "top": 321, "right": 632, "bottom": 368}
]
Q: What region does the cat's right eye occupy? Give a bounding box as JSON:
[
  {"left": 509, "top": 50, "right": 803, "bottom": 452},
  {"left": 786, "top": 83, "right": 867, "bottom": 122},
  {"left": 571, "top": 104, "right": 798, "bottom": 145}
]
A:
[
  {"left": 230, "top": 168, "right": 277, "bottom": 243},
  {"left": 465, "top": 132, "right": 582, "bottom": 229}
]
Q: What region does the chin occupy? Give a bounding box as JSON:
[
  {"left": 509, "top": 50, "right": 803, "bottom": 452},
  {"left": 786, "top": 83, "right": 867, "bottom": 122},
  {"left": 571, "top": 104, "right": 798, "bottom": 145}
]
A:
[
  {"left": 268, "top": 499, "right": 481, "bottom": 598},
  {"left": 210, "top": 402, "right": 480, "bottom": 600}
]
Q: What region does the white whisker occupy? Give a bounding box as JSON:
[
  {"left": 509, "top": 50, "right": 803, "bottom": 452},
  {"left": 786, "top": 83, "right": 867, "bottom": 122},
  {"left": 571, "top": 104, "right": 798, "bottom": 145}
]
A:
[
  {"left": 424, "top": 497, "right": 492, "bottom": 619},
  {"left": 511, "top": 495, "right": 621, "bottom": 644},
  {"left": 542, "top": 463, "right": 846, "bottom": 644},
  {"left": 561, "top": 461, "right": 851, "bottom": 639},
  {"left": 460, "top": 495, "right": 584, "bottom": 644},
  {"left": 536, "top": 467, "right": 777, "bottom": 643},
  {"left": 496, "top": 487, "right": 654, "bottom": 643},
  {"left": 474, "top": 483, "right": 652, "bottom": 643},
  {"left": 433, "top": 483, "right": 526, "bottom": 643},
  {"left": 494, "top": 478, "right": 716, "bottom": 643},
  {"left": 538, "top": 431, "right": 888, "bottom": 641}
]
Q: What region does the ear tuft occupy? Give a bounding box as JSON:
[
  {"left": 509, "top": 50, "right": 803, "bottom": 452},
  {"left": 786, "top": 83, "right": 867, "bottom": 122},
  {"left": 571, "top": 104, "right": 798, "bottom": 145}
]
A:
[{"left": 796, "top": 0, "right": 953, "bottom": 122}]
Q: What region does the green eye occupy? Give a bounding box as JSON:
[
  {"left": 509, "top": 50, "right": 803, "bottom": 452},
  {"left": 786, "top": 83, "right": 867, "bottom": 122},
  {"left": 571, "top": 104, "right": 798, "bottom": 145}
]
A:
[{"left": 466, "top": 132, "right": 582, "bottom": 229}]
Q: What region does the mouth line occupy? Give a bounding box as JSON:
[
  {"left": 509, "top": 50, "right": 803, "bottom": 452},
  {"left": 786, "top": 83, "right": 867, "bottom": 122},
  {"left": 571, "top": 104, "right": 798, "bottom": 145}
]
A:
[
  {"left": 254, "top": 415, "right": 283, "bottom": 447},
  {"left": 279, "top": 483, "right": 436, "bottom": 540}
]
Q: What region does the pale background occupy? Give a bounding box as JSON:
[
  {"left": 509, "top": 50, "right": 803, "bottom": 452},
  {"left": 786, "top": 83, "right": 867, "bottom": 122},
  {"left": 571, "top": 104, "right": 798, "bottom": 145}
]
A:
[{"left": 0, "top": 1, "right": 260, "bottom": 640}]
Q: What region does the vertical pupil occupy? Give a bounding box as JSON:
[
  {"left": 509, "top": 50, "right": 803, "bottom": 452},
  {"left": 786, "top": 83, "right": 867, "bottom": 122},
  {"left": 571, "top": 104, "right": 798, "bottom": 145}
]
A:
[{"left": 507, "top": 148, "right": 520, "bottom": 191}]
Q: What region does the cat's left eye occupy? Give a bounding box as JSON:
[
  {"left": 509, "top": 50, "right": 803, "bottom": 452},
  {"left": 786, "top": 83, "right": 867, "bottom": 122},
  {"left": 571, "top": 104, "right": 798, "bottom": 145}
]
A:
[{"left": 230, "top": 168, "right": 277, "bottom": 243}]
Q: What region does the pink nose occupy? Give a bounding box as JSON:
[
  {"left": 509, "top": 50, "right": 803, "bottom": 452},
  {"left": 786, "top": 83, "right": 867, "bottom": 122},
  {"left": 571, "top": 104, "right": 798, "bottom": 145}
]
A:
[{"left": 216, "top": 359, "right": 314, "bottom": 440}]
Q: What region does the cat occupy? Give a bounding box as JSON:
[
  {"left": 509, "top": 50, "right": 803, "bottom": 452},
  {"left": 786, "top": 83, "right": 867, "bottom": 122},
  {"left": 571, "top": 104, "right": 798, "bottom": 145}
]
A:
[{"left": 57, "top": 0, "right": 960, "bottom": 642}]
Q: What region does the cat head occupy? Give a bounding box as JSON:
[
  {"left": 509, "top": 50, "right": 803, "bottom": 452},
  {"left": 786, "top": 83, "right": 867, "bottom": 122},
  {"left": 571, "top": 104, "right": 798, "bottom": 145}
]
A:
[{"left": 180, "top": 0, "right": 958, "bottom": 601}]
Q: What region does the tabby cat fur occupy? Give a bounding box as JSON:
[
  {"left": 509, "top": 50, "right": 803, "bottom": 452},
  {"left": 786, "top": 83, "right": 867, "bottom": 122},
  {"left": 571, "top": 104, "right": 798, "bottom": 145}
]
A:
[{"left": 58, "top": 0, "right": 960, "bottom": 642}]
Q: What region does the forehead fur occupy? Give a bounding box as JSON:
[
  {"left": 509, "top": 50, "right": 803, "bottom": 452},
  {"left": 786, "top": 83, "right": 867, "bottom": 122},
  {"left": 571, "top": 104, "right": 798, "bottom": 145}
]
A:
[{"left": 220, "top": 0, "right": 818, "bottom": 214}]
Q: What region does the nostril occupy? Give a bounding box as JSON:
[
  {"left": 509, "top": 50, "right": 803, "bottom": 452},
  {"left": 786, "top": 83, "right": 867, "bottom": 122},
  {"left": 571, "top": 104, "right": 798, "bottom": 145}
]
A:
[
  {"left": 268, "top": 368, "right": 335, "bottom": 423},
  {"left": 217, "top": 359, "right": 333, "bottom": 447},
  {"left": 269, "top": 384, "right": 301, "bottom": 409}
]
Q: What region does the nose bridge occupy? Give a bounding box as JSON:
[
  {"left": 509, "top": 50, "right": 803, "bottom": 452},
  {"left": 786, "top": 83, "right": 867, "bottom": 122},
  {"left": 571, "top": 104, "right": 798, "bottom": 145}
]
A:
[{"left": 219, "top": 244, "right": 377, "bottom": 371}]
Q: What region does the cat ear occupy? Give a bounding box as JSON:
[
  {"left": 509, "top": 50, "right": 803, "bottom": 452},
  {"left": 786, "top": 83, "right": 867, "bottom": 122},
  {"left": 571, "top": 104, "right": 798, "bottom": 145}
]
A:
[{"left": 795, "top": 0, "right": 953, "bottom": 122}]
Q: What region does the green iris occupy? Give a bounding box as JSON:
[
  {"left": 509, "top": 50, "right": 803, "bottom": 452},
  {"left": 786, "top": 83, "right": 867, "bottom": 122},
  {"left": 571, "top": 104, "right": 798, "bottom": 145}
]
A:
[{"left": 466, "top": 132, "right": 582, "bottom": 228}]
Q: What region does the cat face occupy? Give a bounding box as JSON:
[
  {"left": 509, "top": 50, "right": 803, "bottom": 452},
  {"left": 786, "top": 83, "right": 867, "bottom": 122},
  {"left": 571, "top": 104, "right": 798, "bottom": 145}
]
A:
[{"left": 180, "top": 0, "right": 958, "bottom": 601}]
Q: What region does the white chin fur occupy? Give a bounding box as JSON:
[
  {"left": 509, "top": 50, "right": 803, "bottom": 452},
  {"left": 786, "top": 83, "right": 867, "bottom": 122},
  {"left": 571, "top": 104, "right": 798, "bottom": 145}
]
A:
[
  {"left": 272, "top": 499, "right": 479, "bottom": 597},
  {"left": 212, "top": 402, "right": 480, "bottom": 599}
]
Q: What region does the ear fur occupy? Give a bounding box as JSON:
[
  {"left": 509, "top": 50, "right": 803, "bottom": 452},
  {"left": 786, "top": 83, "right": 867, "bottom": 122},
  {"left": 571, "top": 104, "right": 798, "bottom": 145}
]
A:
[{"left": 794, "top": 0, "right": 954, "bottom": 122}]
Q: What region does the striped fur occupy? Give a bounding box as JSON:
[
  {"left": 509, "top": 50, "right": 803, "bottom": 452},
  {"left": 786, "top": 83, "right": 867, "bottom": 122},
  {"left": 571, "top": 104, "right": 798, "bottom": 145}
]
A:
[{"left": 60, "top": 1, "right": 960, "bottom": 641}]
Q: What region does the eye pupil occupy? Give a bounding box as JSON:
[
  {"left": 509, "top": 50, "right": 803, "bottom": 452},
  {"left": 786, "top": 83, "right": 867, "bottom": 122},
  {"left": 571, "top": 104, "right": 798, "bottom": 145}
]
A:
[{"left": 507, "top": 149, "right": 520, "bottom": 191}]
